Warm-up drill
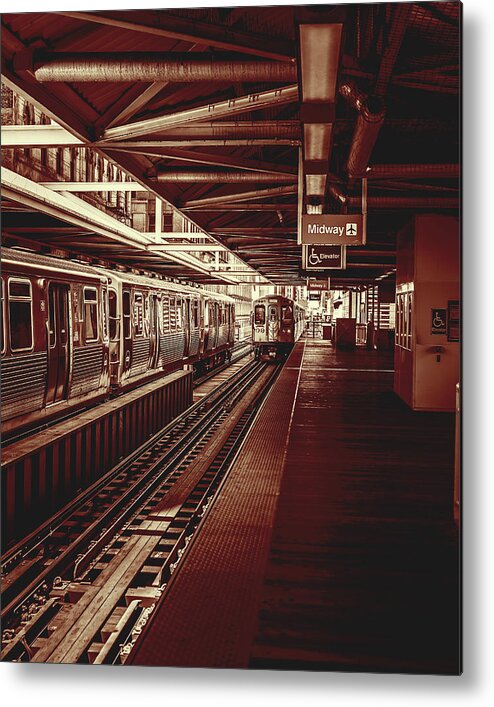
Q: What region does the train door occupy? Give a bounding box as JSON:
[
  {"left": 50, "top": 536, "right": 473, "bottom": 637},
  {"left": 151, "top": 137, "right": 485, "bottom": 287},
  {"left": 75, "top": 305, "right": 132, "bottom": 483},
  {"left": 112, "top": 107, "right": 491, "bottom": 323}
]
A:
[
  {"left": 183, "top": 298, "right": 191, "bottom": 358},
  {"left": 212, "top": 302, "right": 218, "bottom": 349},
  {"left": 267, "top": 303, "right": 279, "bottom": 342},
  {"left": 148, "top": 293, "right": 160, "bottom": 368},
  {"left": 203, "top": 299, "right": 209, "bottom": 352},
  {"left": 46, "top": 282, "right": 70, "bottom": 404}
]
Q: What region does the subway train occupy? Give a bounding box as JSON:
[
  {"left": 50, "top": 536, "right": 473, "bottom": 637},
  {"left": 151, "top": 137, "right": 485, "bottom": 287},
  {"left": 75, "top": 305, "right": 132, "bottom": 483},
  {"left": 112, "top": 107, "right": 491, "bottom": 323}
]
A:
[
  {"left": 252, "top": 295, "right": 305, "bottom": 360},
  {"left": 1, "top": 246, "right": 236, "bottom": 437}
]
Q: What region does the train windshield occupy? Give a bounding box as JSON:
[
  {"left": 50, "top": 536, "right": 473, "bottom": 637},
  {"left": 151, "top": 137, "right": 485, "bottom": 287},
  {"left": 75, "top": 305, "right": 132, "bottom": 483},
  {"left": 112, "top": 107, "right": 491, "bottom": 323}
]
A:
[
  {"left": 254, "top": 304, "right": 265, "bottom": 325},
  {"left": 281, "top": 304, "right": 293, "bottom": 322}
]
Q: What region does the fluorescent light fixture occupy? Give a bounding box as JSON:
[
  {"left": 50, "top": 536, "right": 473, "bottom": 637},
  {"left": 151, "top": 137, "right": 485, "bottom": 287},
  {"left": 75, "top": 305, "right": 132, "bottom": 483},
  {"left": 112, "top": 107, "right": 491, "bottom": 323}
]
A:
[
  {"left": 305, "top": 173, "right": 327, "bottom": 196},
  {"left": 299, "top": 24, "right": 343, "bottom": 102},
  {"left": 304, "top": 123, "right": 333, "bottom": 161},
  {"left": 306, "top": 203, "right": 323, "bottom": 214}
]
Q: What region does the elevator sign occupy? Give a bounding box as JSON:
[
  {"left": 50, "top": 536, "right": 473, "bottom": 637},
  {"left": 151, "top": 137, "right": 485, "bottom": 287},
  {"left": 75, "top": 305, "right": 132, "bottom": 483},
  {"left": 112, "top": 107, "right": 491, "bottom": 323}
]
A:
[
  {"left": 301, "top": 214, "right": 364, "bottom": 245},
  {"left": 303, "top": 245, "right": 346, "bottom": 270},
  {"left": 431, "top": 308, "right": 447, "bottom": 335}
]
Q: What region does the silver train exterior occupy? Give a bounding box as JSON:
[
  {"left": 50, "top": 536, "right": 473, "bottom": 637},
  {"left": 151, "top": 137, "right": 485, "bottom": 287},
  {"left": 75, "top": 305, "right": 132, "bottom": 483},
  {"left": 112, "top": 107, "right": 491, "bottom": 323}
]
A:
[
  {"left": 252, "top": 295, "right": 305, "bottom": 360},
  {"left": 1, "top": 246, "right": 235, "bottom": 436}
]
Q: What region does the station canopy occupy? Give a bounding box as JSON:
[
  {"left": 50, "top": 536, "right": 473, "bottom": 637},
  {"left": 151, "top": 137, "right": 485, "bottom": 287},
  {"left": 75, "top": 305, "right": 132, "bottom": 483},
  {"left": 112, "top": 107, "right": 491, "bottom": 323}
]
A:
[{"left": 1, "top": 3, "right": 459, "bottom": 287}]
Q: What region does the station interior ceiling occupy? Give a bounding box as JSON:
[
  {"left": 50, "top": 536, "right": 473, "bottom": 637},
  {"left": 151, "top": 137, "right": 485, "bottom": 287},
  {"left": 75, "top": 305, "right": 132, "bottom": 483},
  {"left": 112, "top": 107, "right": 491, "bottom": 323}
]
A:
[{"left": 1, "top": 3, "right": 460, "bottom": 288}]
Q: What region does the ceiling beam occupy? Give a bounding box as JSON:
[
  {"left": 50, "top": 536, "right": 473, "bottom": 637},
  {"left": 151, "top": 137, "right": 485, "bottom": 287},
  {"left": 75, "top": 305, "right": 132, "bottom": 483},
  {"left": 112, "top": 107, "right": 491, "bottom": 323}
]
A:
[
  {"left": 1, "top": 66, "right": 93, "bottom": 142},
  {"left": 40, "top": 181, "right": 145, "bottom": 192},
  {"left": 2, "top": 124, "right": 83, "bottom": 147},
  {"left": 55, "top": 10, "right": 295, "bottom": 62},
  {"left": 94, "top": 82, "right": 168, "bottom": 134},
  {"left": 182, "top": 185, "right": 298, "bottom": 208},
  {"left": 149, "top": 148, "right": 297, "bottom": 176},
  {"left": 184, "top": 203, "right": 298, "bottom": 212},
  {"left": 147, "top": 244, "right": 226, "bottom": 252},
  {"left": 101, "top": 84, "right": 299, "bottom": 141}
]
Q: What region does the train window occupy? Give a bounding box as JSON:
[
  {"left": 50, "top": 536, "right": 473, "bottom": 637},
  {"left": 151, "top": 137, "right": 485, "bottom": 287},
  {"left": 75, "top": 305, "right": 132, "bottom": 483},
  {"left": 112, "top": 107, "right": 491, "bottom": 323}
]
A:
[
  {"left": 169, "top": 297, "right": 177, "bottom": 331},
  {"left": 176, "top": 298, "right": 182, "bottom": 329},
  {"left": 123, "top": 290, "right": 131, "bottom": 339},
  {"left": 192, "top": 300, "right": 199, "bottom": 328},
  {"left": 108, "top": 289, "right": 118, "bottom": 340},
  {"left": 407, "top": 293, "right": 413, "bottom": 350},
  {"left": 134, "top": 291, "right": 144, "bottom": 337},
  {"left": 254, "top": 305, "right": 265, "bottom": 325},
  {"left": 8, "top": 278, "right": 33, "bottom": 352},
  {"left": 162, "top": 297, "right": 170, "bottom": 332},
  {"left": 83, "top": 287, "right": 98, "bottom": 342},
  {"left": 281, "top": 304, "right": 293, "bottom": 322},
  {"left": 269, "top": 306, "right": 277, "bottom": 322}
]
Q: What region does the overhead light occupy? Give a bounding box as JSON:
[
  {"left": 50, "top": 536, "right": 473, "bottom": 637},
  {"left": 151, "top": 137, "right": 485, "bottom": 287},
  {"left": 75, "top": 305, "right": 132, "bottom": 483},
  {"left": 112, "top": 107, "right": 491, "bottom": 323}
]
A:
[
  {"left": 305, "top": 174, "right": 327, "bottom": 196},
  {"left": 304, "top": 124, "right": 333, "bottom": 161},
  {"left": 306, "top": 203, "right": 323, "bottom": 215},
  {"left": 299, "top": 24, "right": 343, "bottom": 102}
]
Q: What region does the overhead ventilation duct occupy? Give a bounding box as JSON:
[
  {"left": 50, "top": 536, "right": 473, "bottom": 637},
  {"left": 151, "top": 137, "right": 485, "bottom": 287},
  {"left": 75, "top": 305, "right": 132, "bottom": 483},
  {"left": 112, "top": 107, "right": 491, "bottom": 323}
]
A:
[
  {"left": 155, "top": 170, "right": 297, "bottom": 183},
  {"left": 366, "top": 163, "right": 459, "bottom": 180},
  {"left": 342, "top": 4, "right": 410, "bottom": 181},
  {"left": 32, "top": 52, "right": 298, "bottom": 83},
  {"left": 340, "top": 82, "right": 386, "bottom": 181},
  {"left": 346, "top": 196, "right": 459, "bottom": 209}
]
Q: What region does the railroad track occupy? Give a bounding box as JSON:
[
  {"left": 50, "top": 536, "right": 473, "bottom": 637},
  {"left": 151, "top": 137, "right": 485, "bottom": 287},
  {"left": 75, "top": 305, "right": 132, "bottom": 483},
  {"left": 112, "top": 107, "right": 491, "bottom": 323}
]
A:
[{"left": 1, "top": 355, "right": 277, "bottom": 664}]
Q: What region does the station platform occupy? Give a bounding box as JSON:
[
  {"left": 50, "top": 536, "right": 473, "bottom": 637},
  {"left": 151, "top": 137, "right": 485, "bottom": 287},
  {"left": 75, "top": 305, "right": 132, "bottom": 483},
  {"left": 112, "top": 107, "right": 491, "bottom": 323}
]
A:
[{"left": 129, "top": 340, "right": 460, "bottom": 674}]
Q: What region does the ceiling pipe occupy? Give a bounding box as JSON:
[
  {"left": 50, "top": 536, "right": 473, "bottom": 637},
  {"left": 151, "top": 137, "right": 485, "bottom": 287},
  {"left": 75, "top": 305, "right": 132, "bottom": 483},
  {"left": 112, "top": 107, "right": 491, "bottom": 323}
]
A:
[
  {"left": 182, "top": 185, "right": 298, "bottom": 208},
  {"left": 366, "top": 163, "right": 459, "bottom": 180},
  {"left": 155, "top": 170, "right": 296, "bottom": 183},
  {"left": 340, "top": 82, "right": 386, "bottom": 182},
  {"left": 33, "top": 53, "right": 298, "bottom": 83},
  {"left": 341, "top": 5, "right": 410, "bottom": 184},
  {"left": 346, "top": 196, "right": 459, "bottom": 209}
]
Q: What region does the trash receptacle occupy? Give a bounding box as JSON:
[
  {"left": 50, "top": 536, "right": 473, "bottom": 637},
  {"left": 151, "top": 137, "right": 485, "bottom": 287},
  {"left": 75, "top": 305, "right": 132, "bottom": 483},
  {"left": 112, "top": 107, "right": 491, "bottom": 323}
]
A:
[{"left": 322, "top": 325, "right": 332, "bottom": 341}]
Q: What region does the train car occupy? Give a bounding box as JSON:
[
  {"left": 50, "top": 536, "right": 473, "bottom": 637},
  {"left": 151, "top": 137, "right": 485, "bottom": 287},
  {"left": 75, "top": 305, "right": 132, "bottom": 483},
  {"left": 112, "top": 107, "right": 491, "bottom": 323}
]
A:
[
  {"left": 252, "top": 295, "right": 305, "bottom": 361},
  {"left": 1, "top": 246, "right": 110, "bottom": 436},
  {"left": 1, "top": 246, "right": 236, "bottom": 437},
  {"left": 105, "top": 270, "right": 235, "bottom": 391}
]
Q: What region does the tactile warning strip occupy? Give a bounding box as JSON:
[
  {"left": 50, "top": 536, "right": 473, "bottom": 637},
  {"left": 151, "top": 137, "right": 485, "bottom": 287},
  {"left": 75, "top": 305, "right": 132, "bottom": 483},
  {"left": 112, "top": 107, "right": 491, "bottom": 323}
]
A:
[{"left": 130, "top": 343, "right": 305, "bottom": 667}]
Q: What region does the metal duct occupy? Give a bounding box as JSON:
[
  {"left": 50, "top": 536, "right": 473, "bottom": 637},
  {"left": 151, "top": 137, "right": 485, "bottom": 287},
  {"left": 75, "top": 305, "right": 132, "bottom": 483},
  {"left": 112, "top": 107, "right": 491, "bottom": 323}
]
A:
[
  {"left": 346, "top": 196, "right": 459, "bottom": 209},
  {"left": 156, "top": 170, "right": 296, "bottom": 183},
  {"left": 366, "top": 164, "right": 459, "bottom": 180},
  {"left": 340, "top": 82, "right": 386, "bottom": 180},
  {"left": 33, "top": 53, "right": 298, "bottom": 83}
]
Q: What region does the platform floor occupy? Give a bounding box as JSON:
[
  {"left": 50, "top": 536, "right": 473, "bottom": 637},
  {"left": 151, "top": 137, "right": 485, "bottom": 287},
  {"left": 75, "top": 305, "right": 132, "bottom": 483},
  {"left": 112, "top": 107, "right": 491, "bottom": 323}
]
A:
[{"left": 130, "top": 341, "right": 460, "bottom": 674}]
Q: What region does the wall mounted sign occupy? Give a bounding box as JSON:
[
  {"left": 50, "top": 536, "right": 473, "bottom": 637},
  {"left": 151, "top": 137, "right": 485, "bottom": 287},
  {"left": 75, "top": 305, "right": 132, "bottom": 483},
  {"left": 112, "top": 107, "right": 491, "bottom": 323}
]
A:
[
  {"left": 431, "top": 308, "right": 447, "bottom": 335},
  {"left": 301, "top": 214, "right": 365, "bottom": 245},
  {"left": 303, "top": 245, "right": 346, "bottom": 270}
]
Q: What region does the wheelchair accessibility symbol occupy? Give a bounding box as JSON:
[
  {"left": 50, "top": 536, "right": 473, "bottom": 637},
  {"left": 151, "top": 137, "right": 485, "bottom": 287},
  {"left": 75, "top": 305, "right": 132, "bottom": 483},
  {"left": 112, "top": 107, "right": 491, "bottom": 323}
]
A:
[
  {"left": 431, "top": 308, "right": 447, "bottom": 335},
  {"left": 308, "top": 248, "right": 322, "bottom": 266}
]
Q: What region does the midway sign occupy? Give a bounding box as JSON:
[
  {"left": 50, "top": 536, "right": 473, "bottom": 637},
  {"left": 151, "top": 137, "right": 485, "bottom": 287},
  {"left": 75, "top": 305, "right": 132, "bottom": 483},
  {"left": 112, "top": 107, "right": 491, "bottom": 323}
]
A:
[{"left": 301, "top": 214, "right": 365, "bottom": 245}]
